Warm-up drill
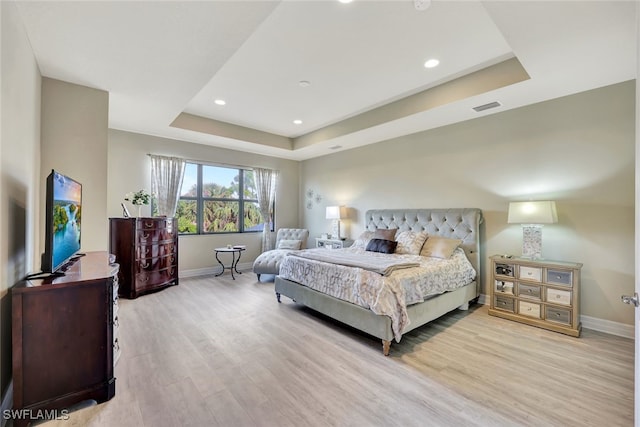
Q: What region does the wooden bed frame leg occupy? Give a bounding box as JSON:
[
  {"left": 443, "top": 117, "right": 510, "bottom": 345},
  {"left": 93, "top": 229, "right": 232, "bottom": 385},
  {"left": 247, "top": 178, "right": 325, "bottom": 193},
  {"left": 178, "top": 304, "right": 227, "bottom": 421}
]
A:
[
  {"left": 276, "top": 292, "right": 281, "bottom": 303},
  {"left": 382, "top": 340, "right": 391, "bottom": 356}
]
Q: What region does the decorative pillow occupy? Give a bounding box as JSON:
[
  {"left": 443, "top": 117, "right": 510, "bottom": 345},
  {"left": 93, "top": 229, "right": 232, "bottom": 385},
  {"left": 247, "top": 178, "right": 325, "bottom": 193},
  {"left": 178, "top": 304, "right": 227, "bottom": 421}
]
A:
[
  {"left": 395, "top": 230, "right": 429, "bottom": 255},
  {"left": 352, "top": 230, "right": 374, "bottom": 249},
  {"left": 365, "top": 238, "right": 398, "bottom": 254},
  {"left": 277, "top": 239, "right": 302, "bottom": 250},
  {"left": 420, "top": 236, "right": 463, "bottom": 259},
  {"left": 373, "top": 228, "right": 397, "bottom": 241}
]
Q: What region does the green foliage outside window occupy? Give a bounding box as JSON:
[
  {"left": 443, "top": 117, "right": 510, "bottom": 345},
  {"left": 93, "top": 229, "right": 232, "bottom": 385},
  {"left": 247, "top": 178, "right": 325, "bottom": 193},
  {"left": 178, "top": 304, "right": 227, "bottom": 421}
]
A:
[{"left": 173, "top": 164, "right": 272, "bottom": 235}]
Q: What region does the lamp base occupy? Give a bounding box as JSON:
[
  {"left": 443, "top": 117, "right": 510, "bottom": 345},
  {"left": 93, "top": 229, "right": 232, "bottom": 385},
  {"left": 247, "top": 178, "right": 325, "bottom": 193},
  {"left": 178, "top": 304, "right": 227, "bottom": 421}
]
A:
[
  {"left": 330, "top": 220, "right": 341, "bottom": 240},
  {"left": 521, "top": 225, "right": 543, "bottom": 259}
]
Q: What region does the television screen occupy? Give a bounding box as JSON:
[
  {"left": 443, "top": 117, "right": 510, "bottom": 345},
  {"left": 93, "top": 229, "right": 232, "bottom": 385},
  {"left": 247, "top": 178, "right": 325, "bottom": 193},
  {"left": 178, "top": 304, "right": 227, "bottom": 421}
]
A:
[{"left": 42, "top": 170, "right": 82, "bottom": 273}]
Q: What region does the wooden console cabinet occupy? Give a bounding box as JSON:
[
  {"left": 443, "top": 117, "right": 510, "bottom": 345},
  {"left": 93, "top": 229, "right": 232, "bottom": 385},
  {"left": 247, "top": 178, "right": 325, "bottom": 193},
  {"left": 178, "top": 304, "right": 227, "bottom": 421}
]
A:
[
  {"left": 11, "top": 252, "right": 118, "bottom": 426},
  {"left": 109, "top": 217, "right": 178, "bottom": 299},
  {"left": 488, "top": 255, "right": 582, "bottom": 337}
]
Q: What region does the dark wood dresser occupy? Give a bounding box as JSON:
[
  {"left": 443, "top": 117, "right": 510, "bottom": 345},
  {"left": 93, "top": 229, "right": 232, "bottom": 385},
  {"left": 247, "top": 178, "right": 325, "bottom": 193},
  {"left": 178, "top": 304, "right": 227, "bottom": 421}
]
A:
[
  {"left": 109, "top": 217, "right": 178, "bottom": 299},
  {"left": 11, "top": 252, "right": 118, "bottom": 427}
]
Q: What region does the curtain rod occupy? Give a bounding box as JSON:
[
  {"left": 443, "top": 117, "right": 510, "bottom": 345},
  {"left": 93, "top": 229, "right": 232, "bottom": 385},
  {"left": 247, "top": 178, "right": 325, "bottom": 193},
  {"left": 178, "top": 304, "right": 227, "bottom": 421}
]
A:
[{"left": 146, "top": 153, "right": 276, "bottom": 171}]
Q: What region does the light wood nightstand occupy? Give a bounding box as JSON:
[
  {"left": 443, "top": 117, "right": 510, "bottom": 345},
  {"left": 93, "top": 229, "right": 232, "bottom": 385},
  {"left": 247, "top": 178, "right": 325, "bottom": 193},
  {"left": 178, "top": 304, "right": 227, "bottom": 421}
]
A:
[
  {"left": 315, "top": 238, "right": 353, "bottom": 249},
  {"left": 488, "top": 255, "right": 582, "bottom": 337}
]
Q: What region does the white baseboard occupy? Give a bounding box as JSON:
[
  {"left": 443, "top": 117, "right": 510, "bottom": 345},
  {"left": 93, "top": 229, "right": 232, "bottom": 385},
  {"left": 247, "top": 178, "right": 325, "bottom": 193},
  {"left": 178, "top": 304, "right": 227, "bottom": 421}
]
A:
[
  {"left": 478, "top": 294, "right": 634, "bottom": 339},
  {"left": 477, "top": 293, "right": 488, "bottom": 306},
  {"left": 580, "top": 315, "right": 634, "bottom": 339},
  {"left": 179, "top": 262, "right": 253, "bottom": 279},
  {"left": 1, "top": 381, "right": 13, "bottom": 427}
]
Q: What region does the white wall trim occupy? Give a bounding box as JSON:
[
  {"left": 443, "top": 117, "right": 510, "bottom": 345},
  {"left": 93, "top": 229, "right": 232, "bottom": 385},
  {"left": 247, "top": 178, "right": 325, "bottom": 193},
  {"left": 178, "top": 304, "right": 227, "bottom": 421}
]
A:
[
  {"left": 1, "top": 381, "right": 13, "bottom": 427},
  {"left": 479, "top": 294, "right": 633, "bottom": 339},
  {"left": 477, "top": 293, "right": 488, "bottom": 306},
  {"left": 580, "top": 315, "right": 634, "bottom": 339},
  {"left": 179, "top": 262, "right": 253, "bottom": 279}
]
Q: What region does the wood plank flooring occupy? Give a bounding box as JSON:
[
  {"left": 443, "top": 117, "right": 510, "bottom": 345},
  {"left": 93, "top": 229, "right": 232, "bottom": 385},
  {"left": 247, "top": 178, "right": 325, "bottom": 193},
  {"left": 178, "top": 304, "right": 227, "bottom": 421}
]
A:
[{"left": 41, "top": 272, "right": 634, "bottom": 427}]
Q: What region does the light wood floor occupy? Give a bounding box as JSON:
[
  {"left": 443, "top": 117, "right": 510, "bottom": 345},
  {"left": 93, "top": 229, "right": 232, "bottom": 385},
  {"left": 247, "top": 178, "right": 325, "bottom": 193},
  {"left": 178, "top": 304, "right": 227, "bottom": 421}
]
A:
[{"left": 41, "top": 272, "right": 634, "bottom": 427}]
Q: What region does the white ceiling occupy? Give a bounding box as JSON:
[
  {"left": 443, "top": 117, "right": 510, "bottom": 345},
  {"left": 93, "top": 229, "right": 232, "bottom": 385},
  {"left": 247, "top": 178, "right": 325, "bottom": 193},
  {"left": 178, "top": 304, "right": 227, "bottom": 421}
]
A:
[{"left": 15, "top": 0, "right": 637, "bottom": 161}]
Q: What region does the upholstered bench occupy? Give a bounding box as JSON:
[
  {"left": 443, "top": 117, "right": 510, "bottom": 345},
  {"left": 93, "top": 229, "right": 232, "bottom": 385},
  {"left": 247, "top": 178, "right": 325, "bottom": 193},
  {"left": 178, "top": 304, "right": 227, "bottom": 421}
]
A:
[{"left": 253, "top": 228, "right": 309, "bottom": 280}]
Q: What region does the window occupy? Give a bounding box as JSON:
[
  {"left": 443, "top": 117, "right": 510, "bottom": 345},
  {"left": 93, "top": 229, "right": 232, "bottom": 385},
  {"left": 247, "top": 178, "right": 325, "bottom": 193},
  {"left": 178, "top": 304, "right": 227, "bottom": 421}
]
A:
[{"left": 175, "top": 163, "right": 274, "bottom": 235}]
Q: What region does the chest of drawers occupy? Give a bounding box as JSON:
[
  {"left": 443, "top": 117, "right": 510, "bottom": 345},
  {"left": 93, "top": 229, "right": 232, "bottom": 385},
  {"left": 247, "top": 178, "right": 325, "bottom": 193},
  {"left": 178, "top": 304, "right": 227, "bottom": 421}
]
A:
[
  {"left": 109, "top": 217, "right": 178, "bottom": 299},
  {"left": 488, "top": 255, "right": 582, "bottom": 337}
]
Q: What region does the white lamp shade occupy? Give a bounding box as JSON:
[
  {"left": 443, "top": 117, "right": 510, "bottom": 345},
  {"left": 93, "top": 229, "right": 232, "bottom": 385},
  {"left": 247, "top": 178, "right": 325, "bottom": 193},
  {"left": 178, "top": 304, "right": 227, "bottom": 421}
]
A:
[
  {"left": 507, "top": 201, "right": 558, "bottom": 225},
  {"left": 326, "top": 206, "right": 345, "bottom": 220}
]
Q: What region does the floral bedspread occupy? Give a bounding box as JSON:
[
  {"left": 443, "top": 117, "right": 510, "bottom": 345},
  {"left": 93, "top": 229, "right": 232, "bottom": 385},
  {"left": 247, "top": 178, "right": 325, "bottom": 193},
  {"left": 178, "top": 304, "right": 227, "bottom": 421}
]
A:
[{"left": 278, "top": 247, "right": 476, "bottom": 341}]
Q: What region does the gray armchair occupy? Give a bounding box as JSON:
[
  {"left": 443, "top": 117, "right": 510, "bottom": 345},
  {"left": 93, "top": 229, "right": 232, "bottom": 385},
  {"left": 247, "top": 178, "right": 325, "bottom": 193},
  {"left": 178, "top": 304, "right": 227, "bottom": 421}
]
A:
[{"left": 253, "top": 228, "right": 309, "bottom": 280}]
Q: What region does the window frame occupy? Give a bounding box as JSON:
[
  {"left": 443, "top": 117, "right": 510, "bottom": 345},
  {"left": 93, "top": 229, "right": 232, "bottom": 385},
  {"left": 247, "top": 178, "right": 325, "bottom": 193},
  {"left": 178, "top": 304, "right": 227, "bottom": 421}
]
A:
[{"left": 172, "top": 162, "right": 275, "bottom": 235}]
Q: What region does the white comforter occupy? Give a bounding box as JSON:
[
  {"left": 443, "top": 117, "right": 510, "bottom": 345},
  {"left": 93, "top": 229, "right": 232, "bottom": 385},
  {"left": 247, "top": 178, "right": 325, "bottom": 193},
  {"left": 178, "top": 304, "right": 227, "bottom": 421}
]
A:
[{"left": 278, "top": 247, "right": 476, "bottom": 342}]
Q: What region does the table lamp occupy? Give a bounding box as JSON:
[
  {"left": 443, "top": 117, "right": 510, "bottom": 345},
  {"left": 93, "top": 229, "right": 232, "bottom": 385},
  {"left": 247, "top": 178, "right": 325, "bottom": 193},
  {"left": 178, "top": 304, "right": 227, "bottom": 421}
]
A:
[
  {"left": 326, "top": 206, "right": 346, "bottom": 239},
  {"left": 507, "top": 201, "right": 557, "bottom": 259}
]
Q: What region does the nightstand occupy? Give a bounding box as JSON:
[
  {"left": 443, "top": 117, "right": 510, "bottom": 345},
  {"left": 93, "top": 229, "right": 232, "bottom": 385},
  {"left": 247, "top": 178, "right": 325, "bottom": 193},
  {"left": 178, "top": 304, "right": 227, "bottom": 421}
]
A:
[
  {"left": 488, "top": 255, "right": 582, "bottom": 337},
  {"left": 315, "top": 238, "right": 353, "bottom": 249}
]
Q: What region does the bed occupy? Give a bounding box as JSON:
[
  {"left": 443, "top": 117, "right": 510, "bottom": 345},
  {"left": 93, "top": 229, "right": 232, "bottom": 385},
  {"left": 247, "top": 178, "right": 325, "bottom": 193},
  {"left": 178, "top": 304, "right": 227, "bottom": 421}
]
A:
[{"left": 274, "top": 208, "right": 483, "bottom": 355}]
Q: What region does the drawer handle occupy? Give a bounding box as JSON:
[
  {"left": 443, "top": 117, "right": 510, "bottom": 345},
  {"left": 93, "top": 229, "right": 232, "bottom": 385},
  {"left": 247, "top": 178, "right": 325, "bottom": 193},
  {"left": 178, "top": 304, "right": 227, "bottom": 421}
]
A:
[
  {"left": 500, "top": 301, "right": 506, "bottom": 306},
  {"left": 556, "top": 275, "right": 562, "bottom": 279},
  {"left": 555, "top": 313, "right": 561, "bottom": 317},
  {"left": 527, "top": 307, "right": 532, "bottom": 311},
  {"left": 555, "top": 294, "right": 561, "bottom": 299},
  {"left": 526, "top": 289, "right": 532, "bottom": 293},
  {"left": 527, "top": 272, "right": 532, "bottom": 276}
]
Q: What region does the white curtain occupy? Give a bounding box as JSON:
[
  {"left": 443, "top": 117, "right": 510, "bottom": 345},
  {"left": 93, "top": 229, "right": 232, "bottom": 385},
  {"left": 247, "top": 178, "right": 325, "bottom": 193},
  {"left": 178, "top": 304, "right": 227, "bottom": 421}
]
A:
[
  {"left": 150, "top": 155, "right": 186, "bottom": 218},
  {"left": 254, "top": 168, "right": 279, "bottom": 252}
]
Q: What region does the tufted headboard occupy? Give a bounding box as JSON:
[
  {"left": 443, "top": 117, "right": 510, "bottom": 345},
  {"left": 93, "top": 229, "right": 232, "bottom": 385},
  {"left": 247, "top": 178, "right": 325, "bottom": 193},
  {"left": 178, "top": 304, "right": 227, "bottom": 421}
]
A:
[{"left": 365, "top": 208, "right": 483, "bottom": 287}]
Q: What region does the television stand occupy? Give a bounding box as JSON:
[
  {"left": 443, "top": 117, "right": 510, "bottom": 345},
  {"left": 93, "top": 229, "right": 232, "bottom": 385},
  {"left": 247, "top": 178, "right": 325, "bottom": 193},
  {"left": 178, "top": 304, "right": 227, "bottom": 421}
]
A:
[{"left": 11, "top": 251, "right": 119, "bottom": 427}]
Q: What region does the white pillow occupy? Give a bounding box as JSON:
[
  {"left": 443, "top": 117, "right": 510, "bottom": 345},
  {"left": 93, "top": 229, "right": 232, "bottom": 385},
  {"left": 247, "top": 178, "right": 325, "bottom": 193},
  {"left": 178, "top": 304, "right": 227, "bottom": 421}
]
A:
[
  {"left": 277, "top": 239, "right": 302, "bottom": 250},
  {"left": 395, "top": 230, "right": 428, "bottom": 255},
  {"left": 351, "top": 231, "right": 374, "bottom": 249}
]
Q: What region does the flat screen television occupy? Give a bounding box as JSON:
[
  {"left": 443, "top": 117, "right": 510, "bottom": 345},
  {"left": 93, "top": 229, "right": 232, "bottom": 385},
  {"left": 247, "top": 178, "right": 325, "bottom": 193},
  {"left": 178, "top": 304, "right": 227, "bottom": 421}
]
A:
[{"left": 41, "top": 169, "right": 82, "bottom": 274}]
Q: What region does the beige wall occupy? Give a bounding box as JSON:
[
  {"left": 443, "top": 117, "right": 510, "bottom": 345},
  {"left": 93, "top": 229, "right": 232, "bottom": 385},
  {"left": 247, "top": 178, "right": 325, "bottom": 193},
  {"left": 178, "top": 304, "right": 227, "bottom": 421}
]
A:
[
  {"left": 107, "top": 129, "right": 300, "bottom": 272},
  {"left": 301, "top": 81, "right": 635, "bottom": 326},
  {"left": 41, "top": 78, "right": 109, "bottom": 254},
  {"left": 0, "top": 0, "right": 42, "bottom": 403}
]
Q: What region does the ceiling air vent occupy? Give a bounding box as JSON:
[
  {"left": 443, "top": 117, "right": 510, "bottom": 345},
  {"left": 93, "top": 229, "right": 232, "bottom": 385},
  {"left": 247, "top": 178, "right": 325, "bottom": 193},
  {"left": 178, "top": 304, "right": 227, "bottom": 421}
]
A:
[{"left": 472, "top": 101, "right": 502, "bottom": 112}]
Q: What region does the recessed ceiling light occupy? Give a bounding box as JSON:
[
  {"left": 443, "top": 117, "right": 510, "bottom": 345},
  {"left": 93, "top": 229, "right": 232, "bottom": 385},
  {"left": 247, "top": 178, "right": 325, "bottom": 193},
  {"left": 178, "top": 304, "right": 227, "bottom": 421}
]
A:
[
  {"left": 298, "top": 80, "right": 311, "bottom": 87},
  {"left": 214, "top": 99, "right": 226, "bottom": 106},
  {"left": 423, "top": 59, "right": 440, "bottom": 69},
  {"left": 293, "top": 119, "right": 303, "bottom": 125},
  {"left": 338, "top": 0, "right": 353, "bottom": 3}
]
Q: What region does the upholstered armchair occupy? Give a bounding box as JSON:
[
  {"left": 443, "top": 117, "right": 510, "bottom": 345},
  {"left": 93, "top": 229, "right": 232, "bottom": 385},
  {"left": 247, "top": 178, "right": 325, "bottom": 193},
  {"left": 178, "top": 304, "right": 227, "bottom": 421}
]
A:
[{"left": 253, "top": 228, "right": 309, "bottom": 280}]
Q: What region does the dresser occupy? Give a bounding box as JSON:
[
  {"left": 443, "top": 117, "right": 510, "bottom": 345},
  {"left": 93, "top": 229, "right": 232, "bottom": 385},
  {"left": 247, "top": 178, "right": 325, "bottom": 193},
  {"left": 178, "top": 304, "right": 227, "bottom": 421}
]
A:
[
  {"left": 488, "top": 255, "right": 582, "bottom": 337},
  {"left": 11, "top": 252, "right": 118, "bottom": 426},
  {"left": 109, "top": 217, "right": 178, "bottom": 299}
]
